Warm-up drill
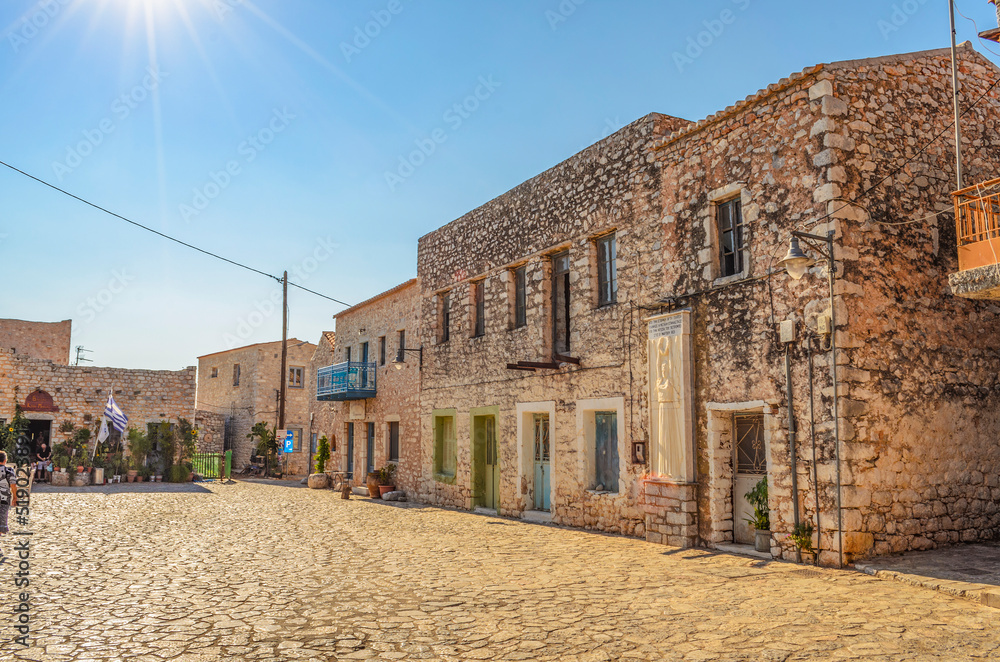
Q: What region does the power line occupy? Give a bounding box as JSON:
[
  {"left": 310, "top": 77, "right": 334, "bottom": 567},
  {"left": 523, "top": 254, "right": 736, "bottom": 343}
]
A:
[{"left": 0, "top": 158, "right": 352, "bottom": 308}]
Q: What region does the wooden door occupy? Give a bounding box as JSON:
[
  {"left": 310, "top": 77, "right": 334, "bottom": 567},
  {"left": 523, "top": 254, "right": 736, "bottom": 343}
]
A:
[{"left": 532, "top": 413, "right": 550, "bottom": 511}]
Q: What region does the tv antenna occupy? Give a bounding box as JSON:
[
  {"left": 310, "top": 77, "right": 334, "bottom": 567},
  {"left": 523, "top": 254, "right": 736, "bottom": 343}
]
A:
[{"left": 74, "top": 346, "right": 93, "bottom": 366}]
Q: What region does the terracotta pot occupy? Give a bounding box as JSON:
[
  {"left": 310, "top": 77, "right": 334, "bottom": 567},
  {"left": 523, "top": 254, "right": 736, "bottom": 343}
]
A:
[
  {"left": 366, "top": 472, "right": 380, "bottom": 498},
  {"left": 378, "top": 484, "right": 395, "bottom": 497},
  {"left": 754, "top": 529, "right": 771, "bottom": 553}
]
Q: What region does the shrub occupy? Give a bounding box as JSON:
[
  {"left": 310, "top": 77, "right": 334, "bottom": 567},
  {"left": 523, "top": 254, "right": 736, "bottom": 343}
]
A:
[{"left": 314, "top": 436, "right": 330, "bottom": 474}]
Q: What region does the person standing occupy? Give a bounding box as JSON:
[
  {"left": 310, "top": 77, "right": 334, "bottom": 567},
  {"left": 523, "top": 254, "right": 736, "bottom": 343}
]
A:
[{"left": 0, "top": 451, "right": 18, "bottom": 539}]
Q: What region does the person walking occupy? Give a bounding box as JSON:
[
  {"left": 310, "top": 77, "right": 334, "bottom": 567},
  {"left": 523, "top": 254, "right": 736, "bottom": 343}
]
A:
[{"left": 0, "top": 451, "right": 18, "bottom": 540}]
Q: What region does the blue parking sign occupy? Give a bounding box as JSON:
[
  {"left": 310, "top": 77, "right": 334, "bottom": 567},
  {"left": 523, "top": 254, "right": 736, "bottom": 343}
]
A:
[{"left": 283, "top": 430, "right": 294, "bottom": 453}]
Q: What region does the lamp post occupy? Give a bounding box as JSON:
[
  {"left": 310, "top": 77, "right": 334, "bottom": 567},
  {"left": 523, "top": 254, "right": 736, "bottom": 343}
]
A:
[
  {"left": 778, "top": 229, "right": 844, "bottom": 568},
  {"left": 393, "top": 346, "right": 423, "bottom": 370}
]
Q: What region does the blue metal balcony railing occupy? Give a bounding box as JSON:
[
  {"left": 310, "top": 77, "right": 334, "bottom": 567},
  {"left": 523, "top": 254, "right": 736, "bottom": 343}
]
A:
[{"left": 316, "top": 361, "right": 377, "bottom": 401}]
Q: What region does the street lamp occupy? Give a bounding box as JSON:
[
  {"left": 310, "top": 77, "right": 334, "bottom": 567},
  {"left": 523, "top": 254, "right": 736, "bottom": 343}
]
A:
[
  {"left": 778, "top": 229, "right": 844, "bottom": 569},
  {"left": 393, "top": 346, "right": 423, "bottom": 370}
]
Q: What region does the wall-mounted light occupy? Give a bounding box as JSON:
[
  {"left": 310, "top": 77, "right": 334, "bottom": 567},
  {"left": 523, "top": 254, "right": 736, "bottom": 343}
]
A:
[{"left": 393, "top": 346, "right": 423, "bottom": 370}]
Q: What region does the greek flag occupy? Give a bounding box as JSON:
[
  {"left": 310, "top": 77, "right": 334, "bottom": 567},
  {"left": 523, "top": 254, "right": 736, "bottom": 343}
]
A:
[{"left": 104, "top": 394, "right": 128, "bottom": 433}]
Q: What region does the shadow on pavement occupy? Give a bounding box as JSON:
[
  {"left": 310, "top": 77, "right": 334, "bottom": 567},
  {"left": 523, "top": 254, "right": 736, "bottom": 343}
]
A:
[{"left": 32, "top": 482, "right": 215, "bottom": 494}]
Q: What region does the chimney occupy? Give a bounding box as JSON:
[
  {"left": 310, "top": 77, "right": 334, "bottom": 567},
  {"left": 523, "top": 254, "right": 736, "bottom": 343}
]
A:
[{"left": 982, "top": 1, "right": 1000, "bottom": 42}]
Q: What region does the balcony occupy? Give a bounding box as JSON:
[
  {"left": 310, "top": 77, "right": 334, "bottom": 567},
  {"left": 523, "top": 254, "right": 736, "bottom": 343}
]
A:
[
  {"left": 949, "top": 177, "right": 1000, "bottom": 300},
  {"left": 316, "top": 362, "right": 377, "bottom": 401}
]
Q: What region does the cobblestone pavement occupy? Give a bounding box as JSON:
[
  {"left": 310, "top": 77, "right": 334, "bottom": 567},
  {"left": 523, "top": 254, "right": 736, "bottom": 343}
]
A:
[{"left": 5, "top": 481, "right": 1000, "bottom": 661}]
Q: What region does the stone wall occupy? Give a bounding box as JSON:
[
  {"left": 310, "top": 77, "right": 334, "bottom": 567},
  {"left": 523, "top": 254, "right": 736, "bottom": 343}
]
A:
[
  {"left": 415, "top": 114, "right": 690, "bottom": 531},
  {"left": 196, "top": 339, "right": 316, "bottom": 474},
  {"left": 320, "top": 281, "right": 422, "bottom": 496},
  {"left": 0, "top": 318, "right": 71, "bottom": 364},
  {"left": 0, "top": 349, "right": 196, "bottom": 447}
]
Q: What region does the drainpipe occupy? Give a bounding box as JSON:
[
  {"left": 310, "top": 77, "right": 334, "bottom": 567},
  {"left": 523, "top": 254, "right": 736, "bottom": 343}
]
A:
[
  {"left": 807, "top": 336, "right": 821, "bottom": 564},
  {"left": 784, "top": 344, "right": 801, "bottom": 562}
]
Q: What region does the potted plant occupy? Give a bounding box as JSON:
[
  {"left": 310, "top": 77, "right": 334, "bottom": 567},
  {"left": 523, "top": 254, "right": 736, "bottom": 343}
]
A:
[
  {"left": 744, "top": 477, "right": 771, "bottom": 553},
  {"left": 375, "top": 463, "right": 397, "bottom": 497},
  {"left": 789, "top": 521, "right": 816, "bottom": 564},
  {"left": 308, "top": 436, "right": 331, "bottom": 489},
  {"left": 139, "top": 466, "right": 152, "bottom": 482}
]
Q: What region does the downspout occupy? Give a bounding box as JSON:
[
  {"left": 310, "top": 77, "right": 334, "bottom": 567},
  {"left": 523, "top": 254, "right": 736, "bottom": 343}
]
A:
[
  {"left": 807, "top": 336, "right": 821, "bottom": 564},
  {"left": 784, "top": 344, "right": 801, "bottom": 562}
]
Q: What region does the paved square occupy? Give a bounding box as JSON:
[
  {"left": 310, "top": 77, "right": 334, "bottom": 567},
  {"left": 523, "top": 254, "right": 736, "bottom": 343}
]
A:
[{"left": 5, "top": 481, "right": 1000, "bottom": 661}]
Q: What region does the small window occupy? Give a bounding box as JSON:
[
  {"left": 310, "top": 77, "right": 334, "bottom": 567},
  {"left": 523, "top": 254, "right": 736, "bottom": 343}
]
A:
[
  {"left": 378, "top": 336, "right": 386, "bottom": 366},
  {"left": 290, "top": 428, "right": 303, "bottom": 452},
  {"left": 310, "top": 432, "right": 318, "bottom": 456},
  {"left": 210, "top": 367, "right": 218, "bottom": 378},
  {"left": 388, "top": 421, "right": 400, "bottom": 462},
  {"left": 434, "top": 414, "right": 457, "bottom": 479},
  {"left": 397, "top": 329, "right": 406, "bottom": 362},
  {"left": 717, "top": 197, "right": 745, "bottom": 277},
  {"left": 360, "top": 342, "right": 369, "bottom": 364},
  {"left": 232, "top": 364, "right": 240, "bottom": 386},
  {"left": 440, "top": 292, "right": 451, "bottom": 343},
  {"left": 472, "top": 280, "right": 485, "bottom": 338},
  {"left": 346, "top": 346, "right": 352, "bottom": 363},
  {"left": 596, "top": 233, "right": 618, "bottom": 306},
  {"left": 513, "top": 265, "right": 527, "bottom": 328},
  {"left": 288, "top": 366, "right": 304, "bottom": 388},
  {"left": 551, "top": 251, "right": 571, "bottom": 355}
]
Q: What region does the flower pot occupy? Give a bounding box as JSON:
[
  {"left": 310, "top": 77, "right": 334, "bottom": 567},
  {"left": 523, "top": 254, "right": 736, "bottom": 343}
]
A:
[
  {"left": 754, "top": 529, "right": 771, "bottom": 553},
  {"left": 366, "top": 472, "right": 380, "bottom": 498},
  {"left": 126, "top": 470, "right": 138, "bottom": 483},
  {"left": 378, "top": 484, "right": 395, "bottom": 497},
  {"left": 155, "top": 475, "right": 162, "bottom": 483},
  {"left": 799, "top": 550, "right": 816, "bottom": 565}
]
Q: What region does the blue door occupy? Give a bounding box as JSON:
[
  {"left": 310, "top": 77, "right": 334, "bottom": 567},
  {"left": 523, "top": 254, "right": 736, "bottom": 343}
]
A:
[
  {"left": 532, "top": 413, "right": 550, "bottom": 511},
  {"left": 366, "top": 422, "right": 375, "bottom": 474}
]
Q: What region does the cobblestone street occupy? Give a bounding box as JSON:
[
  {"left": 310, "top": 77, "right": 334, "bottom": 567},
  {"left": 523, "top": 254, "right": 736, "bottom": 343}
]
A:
[{"left": 5, "top": 481, "right": 999, "bottom": 661}]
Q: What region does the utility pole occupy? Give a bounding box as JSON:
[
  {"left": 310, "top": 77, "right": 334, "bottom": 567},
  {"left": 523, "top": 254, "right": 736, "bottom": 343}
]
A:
[
  {"left": 278, "top": 270, "right": 288, "bottom": 430},
  {"left": 949, "top": 0, "right": 964, "bottom": 190}
]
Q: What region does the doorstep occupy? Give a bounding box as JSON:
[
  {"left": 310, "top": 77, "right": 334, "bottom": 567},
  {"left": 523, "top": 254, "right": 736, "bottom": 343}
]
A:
[
  {"left": 714, "top": 542, "right": 772, "bottom": 561},
  {"left": 521, "top": 510, "right": 553, "bottom": 524}
]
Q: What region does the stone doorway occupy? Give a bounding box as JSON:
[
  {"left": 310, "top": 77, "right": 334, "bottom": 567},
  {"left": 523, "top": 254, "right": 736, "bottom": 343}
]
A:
[
  {"left": 732, "top": 413, "right": 767, "bottom": 545},
  {"left": 28, "top": 419, "right": 51, "bottom": 456}
]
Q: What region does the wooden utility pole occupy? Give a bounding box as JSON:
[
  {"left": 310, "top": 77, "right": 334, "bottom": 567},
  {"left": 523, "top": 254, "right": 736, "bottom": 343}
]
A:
[
  {"left": 949, "top": 0, "right": 964, "bottom": 190},
  {"left": 278, "top": 270, "right": 288, "bottom": 429}
]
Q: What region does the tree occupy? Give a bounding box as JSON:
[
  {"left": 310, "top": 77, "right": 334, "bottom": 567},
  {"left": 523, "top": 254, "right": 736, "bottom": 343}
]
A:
[{"left": 313, "top": 435, "right": 330, "bottom": 474}]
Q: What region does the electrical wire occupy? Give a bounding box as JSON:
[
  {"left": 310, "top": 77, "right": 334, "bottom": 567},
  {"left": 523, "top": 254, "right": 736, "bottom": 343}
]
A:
[{"left": 0, "top": 158, "right": 353, "bottom": 308}]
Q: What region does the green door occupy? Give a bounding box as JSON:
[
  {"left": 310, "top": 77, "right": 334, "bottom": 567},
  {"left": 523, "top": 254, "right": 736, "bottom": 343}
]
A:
[{"left": 473, "top": 415, "right": 500, "bottom": 510}]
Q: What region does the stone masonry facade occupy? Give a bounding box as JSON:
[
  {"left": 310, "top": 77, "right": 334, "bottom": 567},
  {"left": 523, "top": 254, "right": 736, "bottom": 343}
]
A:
[
  {"left": 313, "top": 280, "right": 422, "bottom": 495},
  {"left": 410, "top": 45, "right": 1000, "bottom": 564},
  {"left": 196, "top": 339, "right": 316, "bottom": 475},
  {"left": 0, "top": 318, "right": 71, "bottom": 364}
]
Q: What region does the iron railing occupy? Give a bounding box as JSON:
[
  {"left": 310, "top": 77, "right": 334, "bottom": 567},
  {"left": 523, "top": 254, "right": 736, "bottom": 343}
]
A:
[
  {"left": 954, "top": 177, "right": 1000, "bottom": 271},
  {"left": 316, "top": 361, "right": 377, "bottom": 401},
  {"left": 192, "top": 451, "right": 231, "bottom": 480}
]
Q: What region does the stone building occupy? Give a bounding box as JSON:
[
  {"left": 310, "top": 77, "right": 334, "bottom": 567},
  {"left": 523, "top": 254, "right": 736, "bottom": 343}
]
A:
[
  {"left": 0, "top": 318, "right": 71, "bottom": 364},
  {"left": 312, "top": 280, "right": 422, "bottom": 494},
  {"left": 306, "top": 331, "right": 336, "bottom": 472},
  {"left": 0, "top": 319, "right": 195, "bottom": 454},
  {"left": 414, "top": 45, "right": 1000, "bottom": 564},
  {"left": 195, "top": 339, "right": 316, "bottom": 475}
]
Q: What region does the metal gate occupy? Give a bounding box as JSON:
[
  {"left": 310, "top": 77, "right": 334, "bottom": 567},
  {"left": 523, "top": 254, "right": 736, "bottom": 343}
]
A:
[
  {"left": 733, "top": 413, "right": 766, "bottom": 544},
  {"left": 192, "top": 451, "right": 232, "bottom": 481}
]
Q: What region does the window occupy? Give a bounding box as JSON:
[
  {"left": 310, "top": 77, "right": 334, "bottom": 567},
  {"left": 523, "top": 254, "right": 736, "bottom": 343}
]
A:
[
  {"left": 513, "top": 265, "right": 527, "bottom": 328},
  {"left": 397, "top": 329, "right": 406, "bottom": 362},
  {"left": 717, "top": 197, "right": 745, "bottom": 277},
  {"left": 360, "top": 341, "right": 369, "bottom": 365},
  {"left": 366, "top": 422, "right": 375, "bottom": 474},
  {"left": 433, "top": 413, "right": 457, "bottom": 480},
  {"left": 378, "top": 336, "right": 386, "bottom": 366},
  {"left": 594, "top": 411, "right": 619, "bottom": 492},
  {"left": 551, "top": 251, "right": 571, "bottom": 355},
  {"left": 232, "top": 364, "right": 240, "bottom": 386},
  {"left": 290, "top": 428, "right": 302, "bottom": 452},
  {"left": 346, "top": 346, "right": 352, "bottom": 363},
  {"left": 288, "top": 366, "right": 304, "bottom": 388},
  {"left": 310, "top": 432, "right": 318, "bottom": 456},
  {"left": 596, "top": 233, "right": 618, "bottom": 306},
  {"left": 388, "top": 421, "right": 399, "bottom": 462},
  {"left": 210, "top": 367, "right": 218, "bottom": 378},
  {"left": 472, "top": 280, "right": 485, "bottom": 337},
  {"left": 440, "top": 292, "right": 451, "bottom": 343}
]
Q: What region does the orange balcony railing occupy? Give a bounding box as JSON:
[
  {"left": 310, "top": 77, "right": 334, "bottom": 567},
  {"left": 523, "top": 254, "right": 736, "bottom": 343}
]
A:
[{"left": 954, "top": 176, "right": 1000, "bottom": 271}]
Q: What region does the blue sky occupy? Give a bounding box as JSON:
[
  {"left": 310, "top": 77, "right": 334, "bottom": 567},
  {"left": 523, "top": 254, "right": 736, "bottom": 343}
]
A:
[{"left": 2, "top": 0, "right": 999, "bottom": 369}]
